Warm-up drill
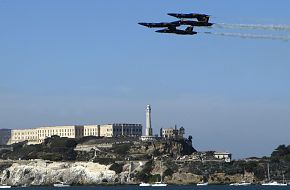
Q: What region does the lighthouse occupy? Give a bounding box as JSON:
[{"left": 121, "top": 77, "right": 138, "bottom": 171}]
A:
[
  {"left": 145, "top": 105, "right": 153, "bottom": 136},
  {"left": 141, "top": 104, "right": 155, "bottom": 141}
]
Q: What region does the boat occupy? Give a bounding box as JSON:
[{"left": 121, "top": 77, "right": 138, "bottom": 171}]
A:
[
  {"left": 261, "top": 181, "right": 287, "bottom": 186},
  {"left": 151, "top": 182, "right": 167, "bottom": 187},
  {"left": 197, "top": 182, "right": 208, "bottom": 186},
  {"left": 139, "top": 182, "right": 167, "bottom": 187},
  {"left": 53, "top": 182, "right": 70, "bottom": 187},
  {"left": 0, "top": 185, "right": 11, "bottom": 189},
  {"left": 261, "top": 164, "right": 287, "bottom": 186},
  {"left": 229, "top": 181, "right": 251, "bottom": 186},
  {"left": 139, "top": 183, "right": 151, "bottom": 187}
]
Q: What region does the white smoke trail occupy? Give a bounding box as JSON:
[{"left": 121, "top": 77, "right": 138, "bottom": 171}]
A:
[
  {"left": 215, "top": 23, "right": 290, "bottom": 32},
  {"left": 203, "top": 32, "right": 289, "bottom": 41}
]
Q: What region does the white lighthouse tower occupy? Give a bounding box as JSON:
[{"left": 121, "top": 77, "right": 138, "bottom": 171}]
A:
[
  {"left": 145, "top": 105, "right": 153, "bottom": 136},
  {"left": 141, "top": 104, "right": 155, "bottom": 141}
]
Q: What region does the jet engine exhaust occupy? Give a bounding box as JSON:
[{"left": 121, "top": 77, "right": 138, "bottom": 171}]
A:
[
  {"left": 203, "top": 32, "right": 289, "bottom": 41},
  {"left": 214, "top": 23, "right": 290, "bottom": 32}
]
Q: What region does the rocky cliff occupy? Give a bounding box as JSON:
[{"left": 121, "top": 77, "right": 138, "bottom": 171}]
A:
[
  {"left": 0, "top": 160, "right": 116, "bottom": 186},
  {"left": 0, "top": 159, "right": 257, "bottom": 186}
]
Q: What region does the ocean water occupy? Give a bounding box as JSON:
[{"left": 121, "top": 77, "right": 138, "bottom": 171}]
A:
[{"left": 9, "top": 185, "right": 290, "bottom": 190}]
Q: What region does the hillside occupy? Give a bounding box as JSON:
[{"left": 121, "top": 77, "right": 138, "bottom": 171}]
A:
[
  {"left": 1, "top": 138, "right": 290, "bottom": 185},
  {"left": 0, "top": 135, "right": 196, "bottom": 162}
]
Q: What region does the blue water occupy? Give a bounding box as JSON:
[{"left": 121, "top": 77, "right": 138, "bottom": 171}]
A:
[{"left": 10, "top": 186, "right": 290, "bottom": 190}]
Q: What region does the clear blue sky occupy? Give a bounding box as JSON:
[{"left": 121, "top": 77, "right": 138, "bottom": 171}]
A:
[{"left": 0, "top": 0, "right": 290, "bottom": 158}]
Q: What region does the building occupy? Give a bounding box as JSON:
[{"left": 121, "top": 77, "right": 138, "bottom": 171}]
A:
[
  {"left": 36, "top": 125, "right": 84, "bottom": 144},
  {"left": 84, "top": 125, "right": 100, "bottom": 137},
  {"left": 141, "top": 105, "right": 156, "bottom": 141},
  {"left": 10, "top": 128, "right": 38, "bottom": 144},
  {"left": 161, "top": 125, "right": 185, "bottom": 139},
  {"left": 0, "top": 129, "right": 11, "bottom": 145},
  {"left": 111, "top": 123, "right": 142, "bottom": 137},
  {"left": 214, "top": 151, "right": 232, "bottom": 162},
  {"left": 145, "top": 105, "right": 153, "bottom": 136},
  {"left": 8, "top": 123, "right": 142, "bottom": 145},
  {"left": 84, "top": 124, "right": 142, "bottom": 138}
]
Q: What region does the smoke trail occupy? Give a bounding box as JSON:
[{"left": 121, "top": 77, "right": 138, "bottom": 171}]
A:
[
  {"left": 214, "top": 23, "right": 290, "bottom": 32},
  {"left": 203, "top": 32, "right": 289, "bottom": 41}
]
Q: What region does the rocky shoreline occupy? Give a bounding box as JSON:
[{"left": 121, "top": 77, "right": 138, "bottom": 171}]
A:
[
  {"left": 0, "top": 160, "right": 116, "bottom": 186},
  {"left": 0, "top": 160, "right": 256, "bottom": 186},
  {"left": 1, "top": 137, "right": 289, "bottom": 186}
]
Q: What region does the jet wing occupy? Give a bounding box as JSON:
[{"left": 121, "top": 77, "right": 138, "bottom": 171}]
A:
[{"left": 138, "top": 21, "right": 180, "bottom": 28}]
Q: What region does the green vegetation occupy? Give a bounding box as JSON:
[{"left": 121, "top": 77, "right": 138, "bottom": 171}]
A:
[
  {"left": 0, "top": 136, "right": 77, "bottom": 161},
  {"left": 271, "top": 144, "right": 290, "bottom": 162},
  {"left": 163, "top": 168, "right": 174, "bottom": 177},
  {"left": 269, "top": 144, "right": 290, "bottom": 180},
  {"left": 135, "top": 160, "right": 154, "bottom": 182},
  {"left": 109, "top": 163, "right": 124, "bottom": 174},
  {"left": 110, "top": 143, "right": 133, "bottom": 156}
]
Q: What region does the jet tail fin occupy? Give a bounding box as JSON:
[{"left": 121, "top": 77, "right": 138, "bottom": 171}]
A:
[
  {"left": 197, "top": 16, "right": 210, "bottom": 23},
  {"left": 185, "top": 26, "right": 194, "bottom": 32}
]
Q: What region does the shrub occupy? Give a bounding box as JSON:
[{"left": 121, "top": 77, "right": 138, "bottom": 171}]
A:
[
  {"left": 163, "top": 168, "right": 174, "bottom": 177},
  {"left": 109, "top": 163, "right": 124, "bottom": 174},
  {"left": 40, "top": 153, "right": 62, "bottom": 161},
  {"left": 111, "top": 143, "right": 132, "bottom": 156}
]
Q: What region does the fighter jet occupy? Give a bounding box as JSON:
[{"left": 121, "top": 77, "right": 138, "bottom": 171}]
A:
[
  {"left": 138, "top": 21, "right": 181, "bottom": 28},
  {"left": 138, "top": 21, "right": 197, "bottom": 35},
  {"left": 155, "top": 26, "right": 197, "bottom": 35},
  {"left": 168, "top": 13, "right": 211, "bottom": 23},
  {"left": 138, "top": 12, "right": 211, "bottom": 35}
]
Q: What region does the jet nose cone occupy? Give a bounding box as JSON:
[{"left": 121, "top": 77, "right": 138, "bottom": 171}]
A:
[
  {"left": 138, "top": 22, "right": 147, "bottom": 26},
  {"left": 168, "top": 13, "right": 176, "bottom": 16}
]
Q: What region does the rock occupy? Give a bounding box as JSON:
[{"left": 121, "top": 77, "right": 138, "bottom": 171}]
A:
[
  {"left": 0, "top": 160, "right": 116, "bottom": 186},
  {"left": 167, "top": 172, "right": 202, "bottom": 184}
]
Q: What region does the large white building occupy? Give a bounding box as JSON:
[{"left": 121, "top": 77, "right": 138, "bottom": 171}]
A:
[{"left": 8, "top": 123, "right": 142, "bottom": 145}]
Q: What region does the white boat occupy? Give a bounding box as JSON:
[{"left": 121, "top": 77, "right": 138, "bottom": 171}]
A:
[
  {"left": 261, "top": 163, "right": 287, "bottom": 186},
  {"left": 152, "top": 182, "right": 167, "bottom": 187},
  {"left": 197, "top": 182, "right": 208, "bottom": 186},
  {"left": 261, "top": 181, "right": 287, "bottom": 186},
  {"left": 229, "top": 181, "right": 251, "bottom": 186},
  {"left": 0, "top": 185, "right": 11, "bottom": 189},
  {"left": 53, "top": 182, "right": 70, "bottom": 187},
  {"left": 139, "top": 183, "right": 151, "bottom": 187}
]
